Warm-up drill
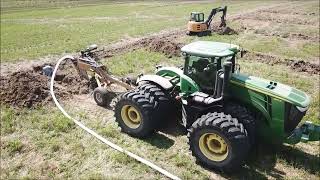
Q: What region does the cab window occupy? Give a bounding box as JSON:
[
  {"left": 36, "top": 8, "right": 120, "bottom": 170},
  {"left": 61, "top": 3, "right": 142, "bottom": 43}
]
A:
[{"left": 190, "top": 13, "right": 204, "bottom": 22}]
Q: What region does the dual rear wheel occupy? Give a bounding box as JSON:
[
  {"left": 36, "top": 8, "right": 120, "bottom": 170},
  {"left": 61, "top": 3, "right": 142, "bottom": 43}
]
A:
[
  {"left": 115, "top": 82, "right": 173, "bottom": 137},
  {"left": 188, "top": 112, "right": 251, "bottom": 171},
  {"left": 114, "top": 82, "right": 253, "bottom": 171}
]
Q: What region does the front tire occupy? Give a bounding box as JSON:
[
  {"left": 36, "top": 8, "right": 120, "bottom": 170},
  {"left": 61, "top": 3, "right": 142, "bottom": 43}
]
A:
[
  {"left": 188, "top": 112, "right": 250, "bottom": 172},
  {"left": 224, "top": 102, "right": 256, "bottom": 146}
]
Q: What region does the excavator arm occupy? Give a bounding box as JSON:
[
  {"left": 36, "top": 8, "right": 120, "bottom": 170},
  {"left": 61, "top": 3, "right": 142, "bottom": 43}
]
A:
[{"left": 205, "top": 6, "right": 227, "bottom": 28}]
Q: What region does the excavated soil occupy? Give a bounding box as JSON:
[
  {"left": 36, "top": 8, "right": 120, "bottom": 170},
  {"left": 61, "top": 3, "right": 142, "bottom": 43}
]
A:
[
  {"left": 98, "top": 29, "right": 185, "bottom": 59},
  {"left": 144, "top": 37, "right": 184, "bottom": 57},
  {"left": 0, "top": 29, "right": 185, "bottom": 109},
  {"left": 0, "top": 62, "right": 89, "bottom": 108},
  {"left": 246, "top": 52, "right": 320, "bottom": 74},
  {"left": 212, "top": 26, "right": 238, "bottom": 35}
]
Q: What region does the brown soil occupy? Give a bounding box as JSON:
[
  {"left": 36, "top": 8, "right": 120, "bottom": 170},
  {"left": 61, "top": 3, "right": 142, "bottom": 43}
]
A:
[
  {"left": 144, "top": 37, "right": 184, "bottom": 58},
  {"left": 0, "top": 29, "right": 185, "bottom": 109},
  {"left": 246, "top": 52, "right": 320, "bottom": 74},
  {"left": 255, "top": 31, "right": 319, "bottom": 42},
  {"left": 0, "top": 62, "right": 89, "bottom": 108},
  {"left": 99, "top": 29, "right": 185, "bottom": 59},
  {"left": 212, "top": 26, "right": 238, "bottom": 35}
]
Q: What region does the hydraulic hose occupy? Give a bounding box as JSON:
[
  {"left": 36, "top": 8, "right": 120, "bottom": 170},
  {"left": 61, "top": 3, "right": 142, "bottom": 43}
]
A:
[{"left": 50, "top": 56, "right": 181, "bottom": 180}]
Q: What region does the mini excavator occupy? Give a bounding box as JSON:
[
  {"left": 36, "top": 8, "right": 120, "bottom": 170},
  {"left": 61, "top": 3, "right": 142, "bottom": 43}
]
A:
[{"left": 187, "top": 6, "right": 227, "bottom": 36}]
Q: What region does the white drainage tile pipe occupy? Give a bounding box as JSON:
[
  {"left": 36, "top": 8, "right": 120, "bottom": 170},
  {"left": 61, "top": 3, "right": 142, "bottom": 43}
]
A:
[{"left": 50, "top": 56, "right": 181, "bottom": 180}]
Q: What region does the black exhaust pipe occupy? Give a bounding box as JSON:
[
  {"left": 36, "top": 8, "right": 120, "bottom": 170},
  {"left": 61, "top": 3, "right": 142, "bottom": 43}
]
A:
[{"left": 222, "top": 61, "right": 232, "bottom": 96}]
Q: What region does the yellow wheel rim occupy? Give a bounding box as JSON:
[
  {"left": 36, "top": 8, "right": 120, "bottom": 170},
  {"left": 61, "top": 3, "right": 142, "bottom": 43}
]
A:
[
  {"left": 199, "top": 133, "right": 229, "bottom": 162},
  {"left": 120, "top": 105, "right": 141, "bottom": 129}
]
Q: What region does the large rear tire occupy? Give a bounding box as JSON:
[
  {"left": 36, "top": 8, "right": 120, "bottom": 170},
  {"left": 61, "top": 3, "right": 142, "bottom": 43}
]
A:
[
  {"left": 188, "top": 112, "right": 250, "bottom": 172},
  {"left": 137, "top": 82, "right": 176, "bottom": 123},
  {"left": 115, "top": 82, "right": 174, "bottom": 137},
  {"left": 115, "top": 91, "right": 156, "bottom": 137}
]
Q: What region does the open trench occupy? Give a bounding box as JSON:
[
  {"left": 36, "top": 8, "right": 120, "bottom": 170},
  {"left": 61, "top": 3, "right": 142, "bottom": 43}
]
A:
[{"left": 1, "top": 2, "right": 319, "bottom": 109}]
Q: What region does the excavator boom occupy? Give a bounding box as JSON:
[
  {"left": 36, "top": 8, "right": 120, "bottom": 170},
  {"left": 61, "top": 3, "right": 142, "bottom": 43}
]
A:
[{"left": 205, "top": 6, "right": 227, "bottom": 28}]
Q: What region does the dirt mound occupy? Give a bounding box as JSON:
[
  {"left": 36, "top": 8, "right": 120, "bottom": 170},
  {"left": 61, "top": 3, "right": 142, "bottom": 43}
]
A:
[
  {"left": 247, "top": 52, "right": 320, "bottom": 74},
  {"left": 144, "top": 38, "right": 184, "bottom": 58},
  {"left": 213, "top": 26, "right": 238, "bottom": 35},
  {"left": 286, "top": 60, "right": 320, "bottom": 74},
  {"left": 0, "top": 63, "right": 89, "bottom": 108}
]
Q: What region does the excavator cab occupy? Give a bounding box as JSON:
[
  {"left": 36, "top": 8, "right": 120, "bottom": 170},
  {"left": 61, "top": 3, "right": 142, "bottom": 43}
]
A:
[
  {"left": 190, "top": 12, "right": 205, "bottom": 22},
  {"left": 187, "top": 6, "right": 227, "bottom": 36}
]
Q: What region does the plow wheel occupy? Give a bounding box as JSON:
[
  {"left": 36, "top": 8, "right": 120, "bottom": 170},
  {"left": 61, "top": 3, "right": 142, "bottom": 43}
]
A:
[
  {"left": 93, "top": 87, "right": 116, "bottom": 107},
  {"left": 188, "top": 112, "right": 250, "bottom": 172}
]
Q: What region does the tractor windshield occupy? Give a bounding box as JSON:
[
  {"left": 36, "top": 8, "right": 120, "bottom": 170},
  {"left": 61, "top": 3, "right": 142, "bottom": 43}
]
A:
[
  {"left": 185, "top": 56, "right": 217, "bottom": 92},
  {"left": 184, "top": 55, "right": 235, "bottom": 92}
]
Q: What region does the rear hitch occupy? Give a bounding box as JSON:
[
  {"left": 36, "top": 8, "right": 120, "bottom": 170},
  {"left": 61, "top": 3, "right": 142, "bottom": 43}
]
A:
[{"left": 286, "top": 121, "right": 320, "bottom": 144}]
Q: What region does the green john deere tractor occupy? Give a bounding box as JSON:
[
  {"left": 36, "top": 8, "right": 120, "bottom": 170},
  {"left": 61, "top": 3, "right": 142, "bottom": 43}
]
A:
[{"left": 114, "top": 41, "right": 320, "bottom": 171}]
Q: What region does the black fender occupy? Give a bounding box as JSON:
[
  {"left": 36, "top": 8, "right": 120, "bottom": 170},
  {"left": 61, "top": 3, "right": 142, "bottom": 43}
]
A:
[{"left": 137, "top": 75, "right": 173, "bottom": 90}]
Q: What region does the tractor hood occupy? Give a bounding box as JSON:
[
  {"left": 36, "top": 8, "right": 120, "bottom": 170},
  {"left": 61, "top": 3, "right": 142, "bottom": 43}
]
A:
[{"left": 230, "top": 73, "right": 310, "bottom": 108}]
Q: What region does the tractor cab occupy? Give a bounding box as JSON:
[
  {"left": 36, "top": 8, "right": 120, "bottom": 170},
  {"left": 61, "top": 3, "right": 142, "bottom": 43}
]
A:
[
  {"left": 190, "top": 12, "right": 205, "bottom": 22},
  {"left": 181, "top": 41, "right": 240, "bottom": 94}
]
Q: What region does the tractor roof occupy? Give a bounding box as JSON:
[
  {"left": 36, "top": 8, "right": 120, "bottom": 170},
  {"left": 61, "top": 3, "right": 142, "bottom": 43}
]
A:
[{"left": 181, "top": 41, "right": 240, "bottom": 58}]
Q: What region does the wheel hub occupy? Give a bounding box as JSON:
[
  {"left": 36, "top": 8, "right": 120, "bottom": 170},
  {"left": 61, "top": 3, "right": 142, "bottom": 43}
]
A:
[
  {"left": 121, "top": 105, "right": 141, "bottom": 129},
  {"left": 199, "top": 133, "right": 228, "bottom": 162}
]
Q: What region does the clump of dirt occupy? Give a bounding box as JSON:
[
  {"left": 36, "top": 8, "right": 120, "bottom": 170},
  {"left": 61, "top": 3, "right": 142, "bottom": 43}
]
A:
[
  {"left": 286, "top": 60, "right": 320, "bottom": 74},
  {"left": 144, "top": 38, "right": 184, "bottom": 58},
  {"left": 213, "top": 26, "right": 238, "bottom": 35},
  {"left": 246, "top": 52, "right": 320, "bottom": 74},
  {"left": 0, "top": 62, "right": 90, "bottom": 108}
]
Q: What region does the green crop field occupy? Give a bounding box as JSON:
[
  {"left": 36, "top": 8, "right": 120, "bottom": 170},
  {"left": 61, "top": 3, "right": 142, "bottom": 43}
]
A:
[
  {"left": 1, "top": 0, "right": 319, "bottom": 180},
  {"left": 1, "top": 0, "right": 273, "bottom": 62}
]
